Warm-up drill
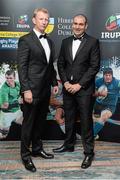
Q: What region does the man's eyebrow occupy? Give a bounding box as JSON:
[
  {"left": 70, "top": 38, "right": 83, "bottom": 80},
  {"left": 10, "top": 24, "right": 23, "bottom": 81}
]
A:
[{"left": 73, "top": 22, "right": 85, "bottom": 25}]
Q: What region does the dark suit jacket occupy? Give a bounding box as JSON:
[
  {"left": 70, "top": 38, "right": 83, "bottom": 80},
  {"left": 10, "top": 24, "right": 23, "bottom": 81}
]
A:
[
  {"left": 17, "top": 31, "right": 57, "bottom": 101},
  {"left": 57, "top": 33, "right": 100, "bottom": 95}
]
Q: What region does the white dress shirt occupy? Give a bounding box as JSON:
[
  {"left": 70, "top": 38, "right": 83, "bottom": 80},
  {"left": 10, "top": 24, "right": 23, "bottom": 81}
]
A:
[
  {"left": 33, "top": 28, "right": 50, "bottom": 63},
  {"left": 72, "top": 39, "right": 81, "bottom": 60}
]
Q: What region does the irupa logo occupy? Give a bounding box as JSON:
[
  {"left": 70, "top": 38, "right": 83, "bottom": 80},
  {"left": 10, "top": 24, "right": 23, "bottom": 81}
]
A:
[{"left": 101, "top": 14, "right": 120, "bottom": 40}]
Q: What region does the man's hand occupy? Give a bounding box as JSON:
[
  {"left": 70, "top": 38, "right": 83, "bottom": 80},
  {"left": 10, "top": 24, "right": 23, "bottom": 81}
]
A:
[
  {"left": 69, "top": 83, "right": 81, "bottom": 94},
  {"left": 64, "top": 82, "right": 72, "bottom": 91},
  {"left": 55, "top": 107, "right": 65, "bottom": 125},
  {"left": 24, "top": 90, "right": 33, "bottom": 104},
  {"left": 94, "top": 90, "right": 108, "bottom": 97},
  {"left": 64, "top": 82, "right": 81, "bottom": 94},
  {"left": 99, "top": 90, "right": 108, "bottom": 97},
  {"left": 1, "top": 102, "right": 9, "bottom": 109}
]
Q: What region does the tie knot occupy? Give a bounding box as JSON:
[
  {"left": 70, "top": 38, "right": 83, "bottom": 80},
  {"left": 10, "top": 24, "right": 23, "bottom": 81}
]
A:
[
  {"left": 39, "top": 34, "right": 47, "bottom": 39},
  {"left": 73, "top": 36, "right": 83, "bottom": 41}
]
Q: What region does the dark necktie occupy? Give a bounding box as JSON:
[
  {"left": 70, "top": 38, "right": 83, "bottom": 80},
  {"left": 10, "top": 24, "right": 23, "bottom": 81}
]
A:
[
  {"left": 73, "top": 36, "right": 83, "bottom": 41},
  {"left": 39, "top": 34, "right": 47, "bottom": 39}
]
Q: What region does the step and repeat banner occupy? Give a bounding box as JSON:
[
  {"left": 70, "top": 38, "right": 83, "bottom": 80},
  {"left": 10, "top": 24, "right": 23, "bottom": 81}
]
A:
[{"left": 0, "top": 0, "right": 120, "bottom": 142}]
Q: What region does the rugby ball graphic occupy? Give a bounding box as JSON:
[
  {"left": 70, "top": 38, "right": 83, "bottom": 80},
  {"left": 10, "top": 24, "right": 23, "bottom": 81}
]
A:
[{"left": 97, "top": 85, "right": 108, "bottom": 100}]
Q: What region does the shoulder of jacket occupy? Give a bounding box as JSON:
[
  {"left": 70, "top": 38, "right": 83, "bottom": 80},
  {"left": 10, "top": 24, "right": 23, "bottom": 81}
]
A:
[
  {"left": 62, "top": 36, "right": 72, "bottom": 43},
  {"left": 19, "top": 32, "right": 31, "bottom": 40},
  {"left": 96, "top": 77, "right": 103, "bottom": 84},
  {"left": 1, "top": 82, "right": 9, "bottom": 91},
  {"left": 15, "top": 81, "right": 20, "bottom": 87},
  {"left": 86, "top": 34, "right": 99, "bottom": 42},
  {"left": 47, "top": 36, "right": 53, "bottom": 43}
]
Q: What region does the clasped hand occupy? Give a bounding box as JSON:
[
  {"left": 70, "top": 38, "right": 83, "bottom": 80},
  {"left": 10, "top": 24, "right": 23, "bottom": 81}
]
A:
[{"left": 64, "top": 82, "right": 81, "bottom": 94}]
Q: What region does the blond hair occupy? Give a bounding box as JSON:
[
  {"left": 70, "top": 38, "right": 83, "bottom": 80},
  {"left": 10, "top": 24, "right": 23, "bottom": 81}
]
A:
[{"left": 33, "top": 8, "right": 49, "bottom": 18}]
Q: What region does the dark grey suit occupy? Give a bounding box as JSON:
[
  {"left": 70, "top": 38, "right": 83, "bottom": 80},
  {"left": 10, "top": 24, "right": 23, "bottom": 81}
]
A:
[
  {"left": 57, "top": 33, "right": 100, "bottom": 156},
  {"left": 17, "top": 31, "right": 57, "bottom": 160}
]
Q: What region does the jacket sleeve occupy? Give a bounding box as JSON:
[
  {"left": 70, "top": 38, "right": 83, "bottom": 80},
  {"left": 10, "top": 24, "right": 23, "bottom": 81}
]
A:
[
  {"left": 57, "top": 40, "right": 68, "bottom": 84},
  {"left": 79, "top": 39, "right": 100, "bottom": 88},
  {"left": 17, "top": 37, "right": 31, "bottom": 93},
  {"left": 51, "top": 63, "right": 58, "bottom": 87},
  {"left": 50, "top": 40, "right": 58, "bottom": 87}
]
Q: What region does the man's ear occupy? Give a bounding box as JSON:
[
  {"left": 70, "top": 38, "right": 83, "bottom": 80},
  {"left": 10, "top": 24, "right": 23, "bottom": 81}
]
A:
[
  {"left": 85, "top": 23, "right": 88, "bottom": 30},
  {"left": 32, "top": 17, "right": 36, "bottom": 25}
]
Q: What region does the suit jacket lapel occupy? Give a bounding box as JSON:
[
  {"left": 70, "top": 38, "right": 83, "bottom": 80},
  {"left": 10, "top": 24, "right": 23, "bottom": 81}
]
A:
[
  {"left": 31, "top": 31, "right": 44, "bottom": 51},
  {"left": 75, "top": 37, "right": 87, "bottom": 59},
  {"left": 68, "top": 35, "right": 87, "bottom": 62},
  {"left": 31, "top": 31, "right": 48, "bottom": 63}
]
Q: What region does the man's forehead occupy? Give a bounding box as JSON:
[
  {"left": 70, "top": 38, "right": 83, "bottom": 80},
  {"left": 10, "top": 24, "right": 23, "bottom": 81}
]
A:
[
  {"left": 5, "top": 74, "right": 14, "bottom": 77},
  {"left": 73, "top": 17, "right": 86, "bottom": 25},
  {"left": 36, "top": 11, "right": 49, "bottom": 18},
  {"left": 104, "top": 73, "right": 112, "bottom": 76},
  {"left": 74, "top": 15, "right": 85, "bottom": 21}
]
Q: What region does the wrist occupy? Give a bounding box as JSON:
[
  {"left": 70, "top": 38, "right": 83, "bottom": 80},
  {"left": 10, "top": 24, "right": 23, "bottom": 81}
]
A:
[
  {"left": 64, "top": 81, "right": 69, "bottom": 85},
  {"left": 24, "top": 90, "right": 31, "bottom": 93}
]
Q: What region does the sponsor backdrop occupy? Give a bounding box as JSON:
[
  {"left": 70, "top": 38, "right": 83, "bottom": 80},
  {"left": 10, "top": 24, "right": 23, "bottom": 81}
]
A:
[{"left": 0, "top": 0, "right": 120, "bottom": 142}]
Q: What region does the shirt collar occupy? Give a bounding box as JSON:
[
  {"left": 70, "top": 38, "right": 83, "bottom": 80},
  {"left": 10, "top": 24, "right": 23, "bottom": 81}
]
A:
[
  {"left": 33, "top": 28, "right": 42, "bottom": 39},
  {"left": 73, "top": 33, "right": 85, "bottom": 39}
]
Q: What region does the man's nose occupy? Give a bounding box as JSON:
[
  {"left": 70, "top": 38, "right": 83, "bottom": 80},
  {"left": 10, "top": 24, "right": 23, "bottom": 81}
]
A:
[{"left": 42, "top": 19, "right": 47, "bottom": 24}]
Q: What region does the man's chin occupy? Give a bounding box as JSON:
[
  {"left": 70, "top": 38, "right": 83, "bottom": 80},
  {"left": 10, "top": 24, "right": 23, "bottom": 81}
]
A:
[
  {"left": 106, "top": 81, "right": 111, "bottom": 83},
  {"left": 74, "top": 32, "right": 84, "bottom": 37}
]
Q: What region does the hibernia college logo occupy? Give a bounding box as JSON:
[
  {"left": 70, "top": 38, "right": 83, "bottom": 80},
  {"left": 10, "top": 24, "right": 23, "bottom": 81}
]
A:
[
  {"left": 45, "top": 18, "right": 54, "bottom": 34},
  {"left": 105, "top": 14, "right": 120, "bottom": 31}
]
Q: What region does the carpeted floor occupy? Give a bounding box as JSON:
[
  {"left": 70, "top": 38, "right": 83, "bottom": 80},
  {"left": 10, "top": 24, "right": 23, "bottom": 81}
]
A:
[{"left": 0, "top": 140, "right": 120, "bottom": 179}]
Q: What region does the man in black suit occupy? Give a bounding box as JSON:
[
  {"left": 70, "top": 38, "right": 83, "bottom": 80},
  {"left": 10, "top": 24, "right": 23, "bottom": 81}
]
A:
[
  {"left": 53, "top": 14, "right": 100, "bottom": 169},
  {"left": 17, "top": 8, "right": 58, "bottom": 172}
]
